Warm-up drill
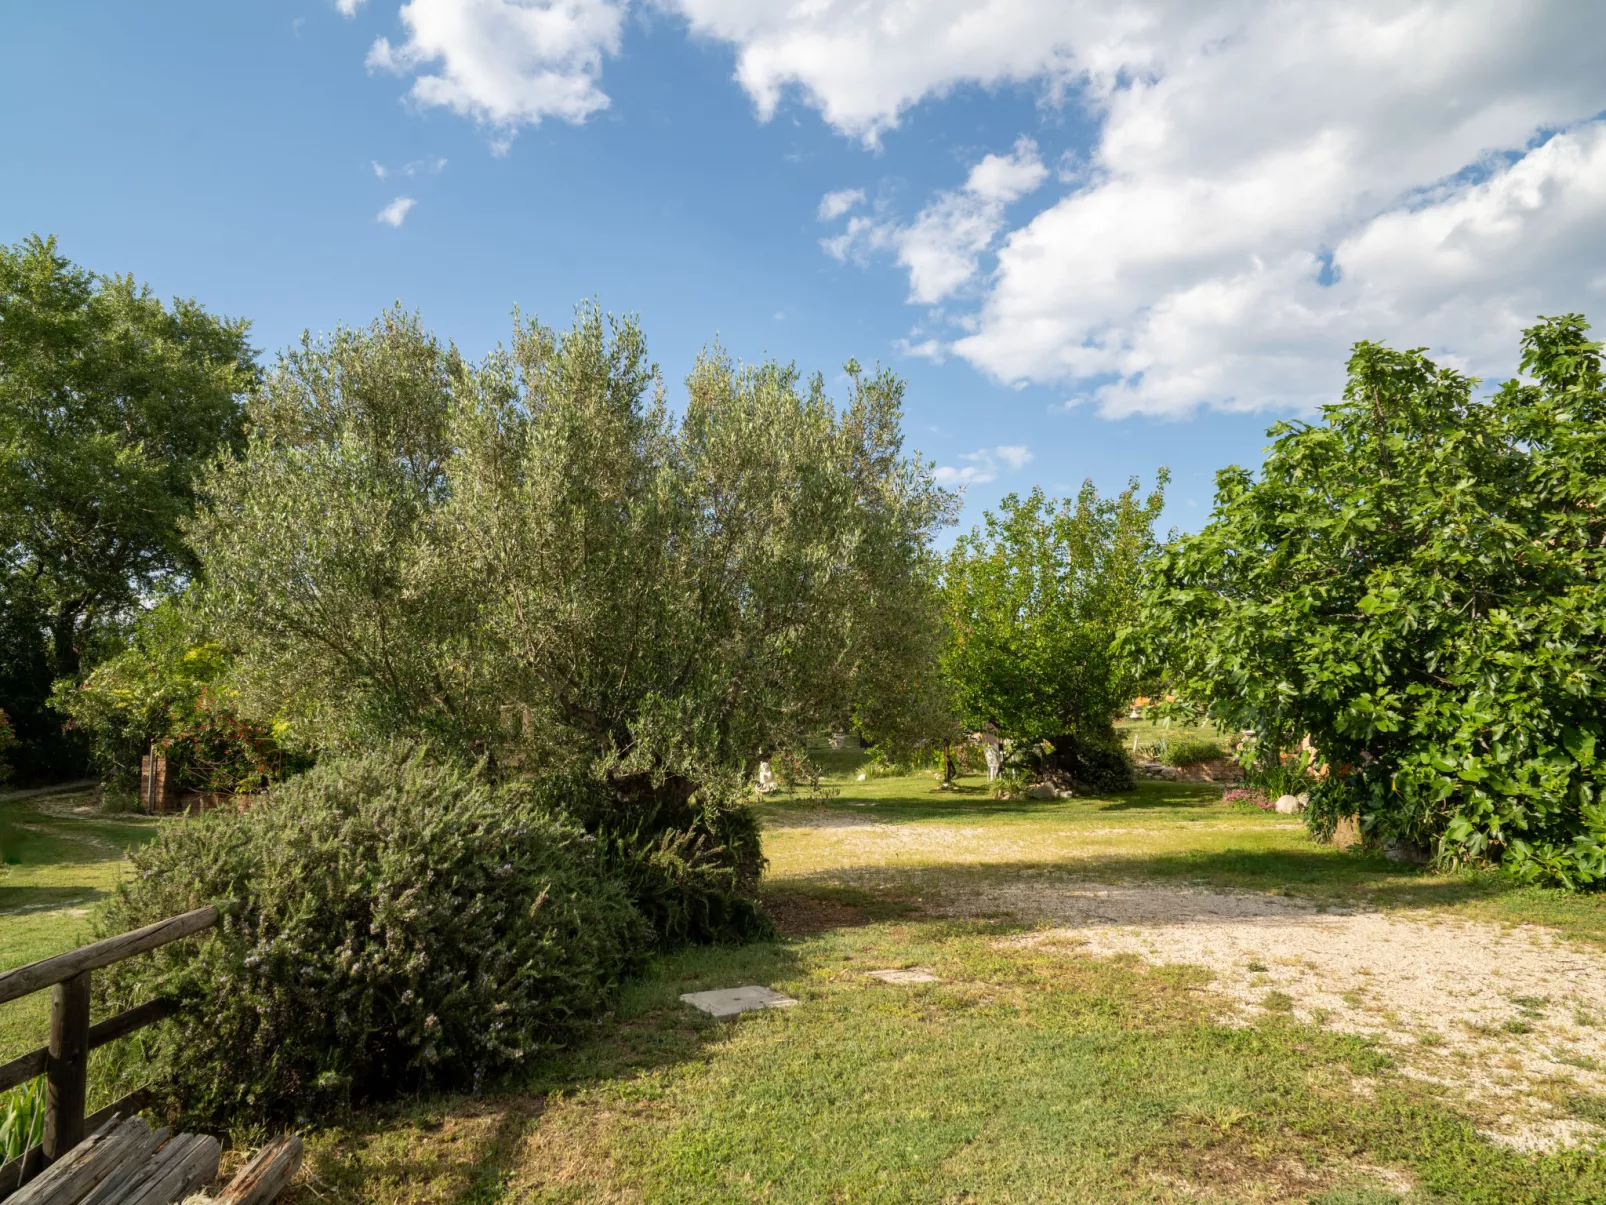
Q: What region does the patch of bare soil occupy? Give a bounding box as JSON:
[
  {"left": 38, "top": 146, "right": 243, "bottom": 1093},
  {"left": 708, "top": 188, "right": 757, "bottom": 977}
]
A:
[{"left": 944, "top": 881, "right": 1606, "bottom": 1152}]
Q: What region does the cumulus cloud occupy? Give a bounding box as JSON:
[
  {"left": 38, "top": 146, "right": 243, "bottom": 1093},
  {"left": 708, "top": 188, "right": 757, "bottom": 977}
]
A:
[
  {"left": 336, "top": 0, "right": 369, "bottom": 15},
  {"left": 666, "top": 0, "right": 1094, "bottom": 145},
  {"left": 377, "top": 195, "right": 418, "bottom": 225},
  {"left": 822, "top": 137, "right": 1045, "bottom": 303},
  {"left": 367, "top": 0, "right": 625, "bottom": 148},
  {"left": 816, "top": 187, "right": 865, "bottom": 221},
  {"left": 931, "top": 444, "right": 1033, "bottom": 488},
  {"left": 673, "top": 0, "right": 1606, "bottom": 417}
]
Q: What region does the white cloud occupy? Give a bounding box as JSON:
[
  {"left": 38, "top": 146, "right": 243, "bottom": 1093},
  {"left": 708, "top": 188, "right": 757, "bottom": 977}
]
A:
[
  {"left": 685, "top": 0, "right": 1606, "bottom": 417},
  {"left": 367, "top": 0, "right": 625, "bottom": 147},
  {"left": 930, "top": 444, "right": 1032, "bottom": 488},
  {"left": 822, "top": 137, "right": 1045, "bottom": 303},
  {"left": 377, "top": 195, "right": 418, "bottom": 225},
  {"left": 816, "top": 187, "right": 865, "bottom": 221},
  {"left": 372, "top": 155, "right": 449, "bottom": 178},
  {"left": 337, "top": 0, "right": 369, "bottom": 15},
  {"left": 666, "top": 0, "right": 1098, "bottom": 146}
]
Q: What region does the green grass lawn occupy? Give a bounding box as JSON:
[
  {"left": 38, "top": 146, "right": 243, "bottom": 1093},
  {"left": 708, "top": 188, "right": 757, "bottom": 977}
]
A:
[
  {"left": 7, "top": 762, "right": 1606, "bottom": 1201},
  {"left": 0, "top": 788, "right": 159, "bottom": 1099},
  {"left": 291, "top": 750, "right": 1606, "bottom": 1205}
]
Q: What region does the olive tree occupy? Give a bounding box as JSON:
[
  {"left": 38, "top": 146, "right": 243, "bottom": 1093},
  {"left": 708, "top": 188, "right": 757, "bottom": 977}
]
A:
[
  {"left": 193, "top": 306, "right": 953, "bottom": 933},
  {"left": 1138, "top": 316, "right": 1606, "bottom": 887}
]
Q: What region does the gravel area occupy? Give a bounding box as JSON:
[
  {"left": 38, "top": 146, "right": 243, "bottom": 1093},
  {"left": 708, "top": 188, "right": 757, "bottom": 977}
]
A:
[{"left": 946, "top": 881, "right": 1606, "bottom": 1151}]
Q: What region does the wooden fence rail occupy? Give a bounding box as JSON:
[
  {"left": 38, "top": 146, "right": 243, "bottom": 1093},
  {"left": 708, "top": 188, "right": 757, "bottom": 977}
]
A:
[{"left": 0, "top": 907, "right": 218, "bottom": 1197}]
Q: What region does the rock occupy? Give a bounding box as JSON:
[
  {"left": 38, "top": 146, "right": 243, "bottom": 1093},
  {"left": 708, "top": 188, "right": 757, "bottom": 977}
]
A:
[
  {"left": 1273, "top": 794, "right": 1306, "bottom": 814},
  {"left": 679, "top": 985, "right": 798, "bottom": 1019},
  {"left": 855, "top": 772, "right": 866, "bottom": 782},
  {"left": 867, "top": 968, "right": 939, "bottom": 984},
  {"left": 1025, "top": 783, "right": 1057, "bottom": 799}
]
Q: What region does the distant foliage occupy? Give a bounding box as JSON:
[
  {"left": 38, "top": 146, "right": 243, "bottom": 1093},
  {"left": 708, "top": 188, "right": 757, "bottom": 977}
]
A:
[
  {"left": 1138, "top": 315, "right": 1606, "bottom": 887},
  {"left": 51, "top": 597, "right": 287, "bottom": 792},
  {"left": 95, "top": 749, "right": 647, "bottom": 1124},
  {"left": 1160, "top": 737, "right": 1226, "bottom": 768},
  {"left": 940, "top": 479, "right": 1166, "bottom": 783},
  {"left": 0, "top": 235, "right": 255, "bottom": 779}
]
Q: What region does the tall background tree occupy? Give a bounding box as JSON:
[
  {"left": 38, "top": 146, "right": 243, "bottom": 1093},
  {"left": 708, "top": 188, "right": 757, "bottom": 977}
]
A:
[
  {"left": 1139, "top": 316, "right": 1606, "bottom": 887},
  {"left": 0, "top": 234, "right": 256, "bottom": 778},
  {"left": 940, "top": 478, "right": 1166, "bottom": 789}
]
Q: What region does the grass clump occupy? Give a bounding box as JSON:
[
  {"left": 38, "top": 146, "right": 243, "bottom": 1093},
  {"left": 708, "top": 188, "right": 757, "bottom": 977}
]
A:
[{"left": 94, "top": 747, "right": 648, "bottom": 1125}]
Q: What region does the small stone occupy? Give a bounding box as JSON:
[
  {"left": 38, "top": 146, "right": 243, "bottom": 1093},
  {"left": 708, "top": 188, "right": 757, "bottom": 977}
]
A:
[
  {"left": 856, "top": 772, "right": 866, "bottom": 781},
  {"left": 1273, "top": 794, "right": 1306, "bottom": 814},
  {"left": 679, "top": 985, "right": 798, "bottom": 1019},
  {"left": 868, "top": 968, "right": 939, "bottom": 984},
  {"left": 1025, "top": 783, "right": 1056, "bottom": 799}
]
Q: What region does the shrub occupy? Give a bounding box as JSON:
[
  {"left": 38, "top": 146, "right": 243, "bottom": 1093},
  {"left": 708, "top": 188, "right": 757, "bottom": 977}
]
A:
[
  {"left": 546, "top": 772, "right": 772, "bottom": 947},
  {"left": 1161, "top": 737, "right": 1226, "bottom": 767},
  {"left": 1222, "top": 788, "right": 1273, "bottom": 811},
  {"left": 95, "top": 748, "right": 648, "bottom": 1125},
  {"left": 156, "top": 689, "right": 292, "bottom": 794},
  {"left": 1036, "top": 733, "right": 1135, "bottom": 794}
]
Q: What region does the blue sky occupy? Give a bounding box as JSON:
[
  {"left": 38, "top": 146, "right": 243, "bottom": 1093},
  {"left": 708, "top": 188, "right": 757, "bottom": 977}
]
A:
[{"left": 6, "top": 2, "right": 1605, "bottom": 539}]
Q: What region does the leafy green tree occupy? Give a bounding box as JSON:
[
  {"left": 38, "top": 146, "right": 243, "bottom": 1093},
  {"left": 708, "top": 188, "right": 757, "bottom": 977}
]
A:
[
  {"left": 1138, "top": 316, "right": 1606, "bottom": 886},
  {"left": 940, "top": 479, "right": 1167, "bottom": 760},
  {"left": 0, "top": 235, "right": 256, "bottom": 776},
  {"left": 191, "top": 305, "right": 953, "bottom": 930}
]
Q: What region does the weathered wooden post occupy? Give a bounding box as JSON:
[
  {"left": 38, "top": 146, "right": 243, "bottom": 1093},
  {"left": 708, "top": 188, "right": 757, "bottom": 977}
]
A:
[{"left": 43, "top": 972, "right": 90, "bottom": 1161}]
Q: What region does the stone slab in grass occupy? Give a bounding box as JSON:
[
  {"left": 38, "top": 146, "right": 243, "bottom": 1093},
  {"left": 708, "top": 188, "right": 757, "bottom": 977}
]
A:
[
  {"left": 680, "top": 985, "right": 799, "bottom": 1019},
  {"left": 868, "top": 968, "right": 939, "bottom": 984}
]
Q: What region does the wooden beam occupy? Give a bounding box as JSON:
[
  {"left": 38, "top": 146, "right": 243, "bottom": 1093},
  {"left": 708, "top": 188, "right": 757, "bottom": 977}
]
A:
[
  {"left": 87, "top": 1000, "right": 177, "bottom": 1051},
  {"left": 215, "top": 1136, "right": 302, "bottom": 1205},
  {"left": 0, "top": 1048, "right": 46, "bottom": 1096},
  {"left": 0, "top": 909, "right": 218, "bottom": 1006},
  {"left": 43, "top": 973, "right": 89, "bottom": 1162}
]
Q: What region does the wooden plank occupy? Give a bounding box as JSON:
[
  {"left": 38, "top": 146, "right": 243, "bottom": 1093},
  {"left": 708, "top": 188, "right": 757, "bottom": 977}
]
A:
[
  {"left": 0, "top": 1047, "right": 46, "bottom": 1095},
  {"left": 86, "top": 1002, "right": 176, "bottom": 1052},
  {"left": 122, "top": 1134, "right": 220, "bottom": 1205},
  {"left": 0, "top": 909, "right": 218, "bottom": 1007},
  {"left": 214, "top": 1136, "right": 302, "bottom": 1205},
  {"left": 75, "top": 1125, "right": 165, "bottom": 1205},
  {"left": 43, "top": 974, "right": 90, "bottom": 1161},
  {"left": 6, "top": 1115, "right": 135, "bottom": 1205}
]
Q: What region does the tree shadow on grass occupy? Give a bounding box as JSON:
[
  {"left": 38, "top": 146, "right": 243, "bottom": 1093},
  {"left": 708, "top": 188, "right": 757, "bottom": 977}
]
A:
[
  {"left": 768, "top": 844, "right": 1571, "bottom": 923},
  {"left": 296, "top": 940, "right": 810, "bottom": 1205},
  {"left": 0, "top": 885, "right": 103, "bottom": 915}
]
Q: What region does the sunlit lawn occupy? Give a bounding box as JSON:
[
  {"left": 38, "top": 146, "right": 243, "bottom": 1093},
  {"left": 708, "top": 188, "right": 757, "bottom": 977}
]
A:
[{"left": 7, "top": 759, "right": 1606, "bottom": 1201}]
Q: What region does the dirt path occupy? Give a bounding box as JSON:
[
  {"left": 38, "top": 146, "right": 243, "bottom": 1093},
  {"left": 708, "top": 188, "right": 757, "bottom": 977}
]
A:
[{"left": 936, "top": 880, "right": 1606, "bottom": 1151}]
